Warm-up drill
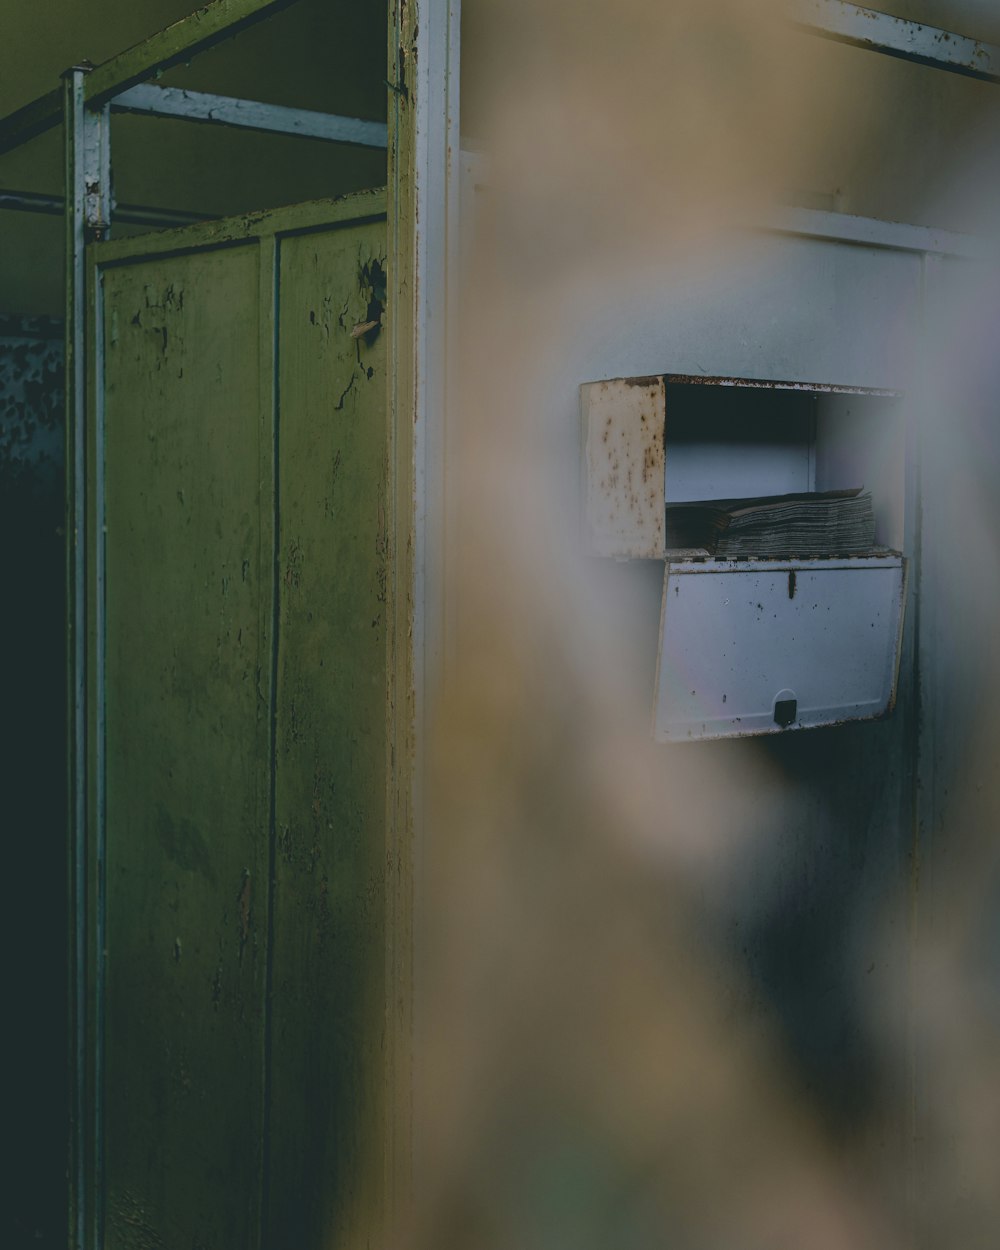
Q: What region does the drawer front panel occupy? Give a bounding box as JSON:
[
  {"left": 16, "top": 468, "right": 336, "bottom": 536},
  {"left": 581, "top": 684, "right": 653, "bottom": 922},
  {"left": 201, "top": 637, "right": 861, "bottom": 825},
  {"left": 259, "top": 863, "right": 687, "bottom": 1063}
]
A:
[{"left": 654, "top": 557, "right": 905, "bottom": 740}]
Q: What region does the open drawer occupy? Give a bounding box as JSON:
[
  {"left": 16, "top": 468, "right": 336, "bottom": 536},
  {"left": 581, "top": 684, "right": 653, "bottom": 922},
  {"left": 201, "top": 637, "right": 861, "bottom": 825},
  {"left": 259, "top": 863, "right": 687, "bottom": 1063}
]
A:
[{"left": 653, "top": 555, "right": 906, "bottom": 741}]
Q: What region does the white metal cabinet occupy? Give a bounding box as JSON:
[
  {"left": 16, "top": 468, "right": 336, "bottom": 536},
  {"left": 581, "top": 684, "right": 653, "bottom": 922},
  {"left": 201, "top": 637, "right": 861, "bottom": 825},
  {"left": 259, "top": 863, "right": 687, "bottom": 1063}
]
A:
[{"left": 581, "top": 374, "right": 908, "bottom": 741}]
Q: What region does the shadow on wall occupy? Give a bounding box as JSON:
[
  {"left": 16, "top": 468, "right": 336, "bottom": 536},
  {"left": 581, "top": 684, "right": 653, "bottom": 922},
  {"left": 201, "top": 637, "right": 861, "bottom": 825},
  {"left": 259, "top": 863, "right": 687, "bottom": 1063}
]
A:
[{"left": 0, "top": 317, "right": 67, "bottom": 1250}]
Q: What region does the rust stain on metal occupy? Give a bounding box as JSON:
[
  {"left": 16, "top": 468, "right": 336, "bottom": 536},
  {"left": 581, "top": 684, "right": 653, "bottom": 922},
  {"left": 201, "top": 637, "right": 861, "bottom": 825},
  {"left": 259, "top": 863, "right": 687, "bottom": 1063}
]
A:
[
  {"left": 582, "top": 376, "right": 666, "bottom": 558},
  {"left": 663, "top": 372, "right": 899, "bottom": 397}
]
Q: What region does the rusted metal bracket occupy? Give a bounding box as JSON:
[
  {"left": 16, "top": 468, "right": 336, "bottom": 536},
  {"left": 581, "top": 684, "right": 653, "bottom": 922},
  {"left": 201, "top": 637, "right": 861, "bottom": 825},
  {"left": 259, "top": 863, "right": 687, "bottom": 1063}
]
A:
[
  {"left": 82, "top": 102, "right": 111, "bottom": 241},
  {"left": 61, "top": 64, "right": 112, "bottom": 240},
  {"left": 788, "top": 0, "right": 1000, "bottom": 83}
]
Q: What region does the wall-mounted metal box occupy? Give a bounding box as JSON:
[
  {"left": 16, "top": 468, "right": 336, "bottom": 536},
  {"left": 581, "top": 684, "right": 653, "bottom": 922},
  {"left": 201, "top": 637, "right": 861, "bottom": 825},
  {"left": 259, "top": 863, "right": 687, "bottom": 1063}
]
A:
[{"left": 581, "top": 374, "right": 907, "bottom": 741}]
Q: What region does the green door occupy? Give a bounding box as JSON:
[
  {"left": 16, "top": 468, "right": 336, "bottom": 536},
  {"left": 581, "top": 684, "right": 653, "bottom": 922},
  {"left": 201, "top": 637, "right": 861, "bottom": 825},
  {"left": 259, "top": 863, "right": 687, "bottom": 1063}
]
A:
[{"left": 84, "top": 191, "right": 391, "bottom": 1249}]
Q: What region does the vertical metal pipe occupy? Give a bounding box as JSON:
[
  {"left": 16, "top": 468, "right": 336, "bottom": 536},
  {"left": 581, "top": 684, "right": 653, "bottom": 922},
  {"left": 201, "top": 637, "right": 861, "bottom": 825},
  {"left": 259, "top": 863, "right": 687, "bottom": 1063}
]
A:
[
  {"left": 63, "top": 63, "right": 88, "bottom": 1250},
  {"left": 385, "top": 0, "right": 460, "bottom": 1232},
  {"left": 91, "top": 250, "right": 107, "bottom": 1250},
  {"left": 64, "top": 59, "right": 112, "bottom": 1250}
]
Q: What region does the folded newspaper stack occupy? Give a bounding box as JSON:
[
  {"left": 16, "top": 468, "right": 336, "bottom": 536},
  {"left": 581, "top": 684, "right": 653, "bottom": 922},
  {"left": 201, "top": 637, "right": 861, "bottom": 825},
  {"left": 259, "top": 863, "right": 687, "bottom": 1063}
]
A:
[{"left": 664, "top": 488, "right": 876, "bottom": 557}]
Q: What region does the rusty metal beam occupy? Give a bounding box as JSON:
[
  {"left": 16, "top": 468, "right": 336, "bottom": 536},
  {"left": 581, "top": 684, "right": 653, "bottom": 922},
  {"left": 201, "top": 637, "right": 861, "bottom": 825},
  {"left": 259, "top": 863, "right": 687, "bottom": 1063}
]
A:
[
  {"left": 111, "top": 83, "right": 388, "bottom": 148},
  {"left": 789, "top": 0, "right": 1000, "bottom": 82}
]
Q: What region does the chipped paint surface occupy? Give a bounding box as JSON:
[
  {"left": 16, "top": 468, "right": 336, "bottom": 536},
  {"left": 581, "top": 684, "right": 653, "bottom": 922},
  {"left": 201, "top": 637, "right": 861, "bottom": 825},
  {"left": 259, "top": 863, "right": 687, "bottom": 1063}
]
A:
[
  {"left": 93, "top": 198, "right": 390, "bottom": 1250},
  {"left": 789, "top": 0, "right": 1000, "bottom": 85},
  {"left": 663, "top": 371, "right": 898, "bottom": 396},
  {"left": 101, "top": 238, "right": 268, "bottom": 1250},
  {"left": 264, "top": 222, "right": 389, "bottom": 1250},
  {"left": 581, "top": 375, "right": 666, "bottom": 558},
  {"left": 0, "top": 316, "right": 64, "bottom": 493}
]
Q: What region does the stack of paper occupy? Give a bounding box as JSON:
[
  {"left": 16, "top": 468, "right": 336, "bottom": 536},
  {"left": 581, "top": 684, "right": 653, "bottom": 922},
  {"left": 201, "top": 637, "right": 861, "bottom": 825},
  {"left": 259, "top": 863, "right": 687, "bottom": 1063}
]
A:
[{"left": 664, "top": 488, "right": 876, "bottom": 557}]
